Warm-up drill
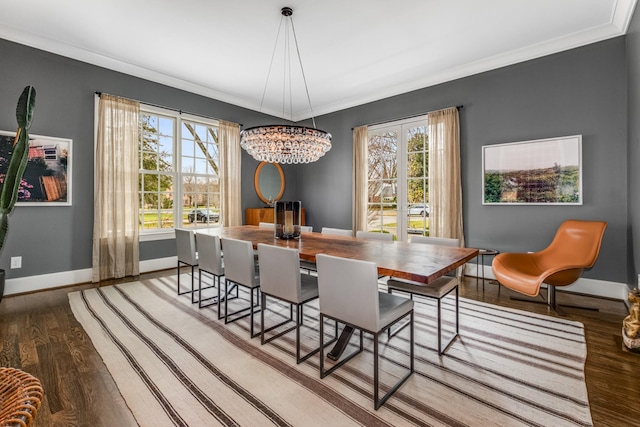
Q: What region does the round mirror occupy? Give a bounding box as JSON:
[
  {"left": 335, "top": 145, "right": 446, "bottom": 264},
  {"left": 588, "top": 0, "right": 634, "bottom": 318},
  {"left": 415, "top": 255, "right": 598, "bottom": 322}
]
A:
[{"left": 254, "top": 161, "right": 285, "bottom": 204}]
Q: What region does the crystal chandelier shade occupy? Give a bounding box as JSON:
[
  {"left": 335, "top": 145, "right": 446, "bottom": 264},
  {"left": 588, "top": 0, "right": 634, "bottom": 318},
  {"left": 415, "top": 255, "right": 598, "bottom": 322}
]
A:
[
  {"left": 240, "top": 125, "right": 331, "bottom": 164},
  {"left": 240, "top": 7, "right": 332, "bottom": 164}
]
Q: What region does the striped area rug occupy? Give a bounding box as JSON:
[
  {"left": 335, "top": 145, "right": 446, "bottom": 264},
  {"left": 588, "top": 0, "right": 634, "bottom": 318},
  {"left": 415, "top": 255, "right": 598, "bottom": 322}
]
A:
[{"left": 68, "top": 275, "right": 593, "bottom": 426}]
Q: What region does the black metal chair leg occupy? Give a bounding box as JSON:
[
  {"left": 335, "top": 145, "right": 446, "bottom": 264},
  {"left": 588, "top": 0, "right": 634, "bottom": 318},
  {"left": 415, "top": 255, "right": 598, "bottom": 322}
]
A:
[
  {"left": 373, "top": 334, "right": 379, "bottom": 409},
  {"left": 177, "top": 261, "right": 198, "bottom": 298},
  {"left": 437, "top": 298, "right": 442, "bottom": 354}
]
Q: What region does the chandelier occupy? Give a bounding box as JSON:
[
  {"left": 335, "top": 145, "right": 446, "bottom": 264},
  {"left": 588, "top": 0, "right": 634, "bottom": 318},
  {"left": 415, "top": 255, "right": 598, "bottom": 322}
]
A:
[{"left": 240, "top": 7, "right": 332, "bottom": 164}]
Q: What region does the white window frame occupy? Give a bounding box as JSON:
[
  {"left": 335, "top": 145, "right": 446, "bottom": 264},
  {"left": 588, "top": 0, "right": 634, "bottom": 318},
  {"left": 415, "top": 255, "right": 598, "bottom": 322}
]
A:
[
  {"left": 139, "top": 105, "right": 220, "bottom": 241},
  {"left": 367, "top": 115, "right": 428, "bottom": 241}
]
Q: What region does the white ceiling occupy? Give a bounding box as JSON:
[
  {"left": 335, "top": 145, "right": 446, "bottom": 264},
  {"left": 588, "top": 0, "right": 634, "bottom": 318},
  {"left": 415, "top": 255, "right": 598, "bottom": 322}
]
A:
[{"left": 0, "top": 0, "right": 637, "bottom": 121}]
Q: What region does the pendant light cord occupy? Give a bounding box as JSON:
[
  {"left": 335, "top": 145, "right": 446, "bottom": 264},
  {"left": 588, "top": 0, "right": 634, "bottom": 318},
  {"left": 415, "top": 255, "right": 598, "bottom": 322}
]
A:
[
  {"left": 289, "top": 17, "right": 317, "bottom": 129},
  {"left": 257, "top": 7, "right": 318, "bottom": 127},
  {"left": 258, "top": 17, "right": 285, "bottom": 115}
]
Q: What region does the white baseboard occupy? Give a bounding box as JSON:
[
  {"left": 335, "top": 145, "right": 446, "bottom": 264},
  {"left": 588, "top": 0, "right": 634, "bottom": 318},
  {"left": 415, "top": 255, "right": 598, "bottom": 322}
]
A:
[
  {"left": 4, "top": 268, "right": 93, "bottom": 296},
  {"left": 464, "top": 263, "right": 629, "bottom": 300},
  {"left": 3, "top": 256, "right": 178, "bottom": 297},
  {"left": 559, "top": 278, "right": 630, "bottom": 300},
  {"left": 139, "top": 256, "right": 177, "bottom": 274},
  {"left": 3, "top": 257, "right": 629, "bottom": 301}
]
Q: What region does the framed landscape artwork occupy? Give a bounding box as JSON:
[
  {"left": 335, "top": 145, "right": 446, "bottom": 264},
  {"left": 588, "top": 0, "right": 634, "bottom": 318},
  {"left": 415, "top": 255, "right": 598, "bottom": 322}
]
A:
[
  {"left": 0, "top": 130, "right": 72, "bottom": 206},
  {"left": 482, "top": 135, "right": 582, "bottom": 205}
]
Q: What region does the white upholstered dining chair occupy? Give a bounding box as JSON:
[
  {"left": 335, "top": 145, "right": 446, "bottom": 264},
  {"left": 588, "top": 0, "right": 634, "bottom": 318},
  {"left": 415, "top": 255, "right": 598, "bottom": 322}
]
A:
[
  {"left": 196, "top": 233, "right": 224, "bottom": 309},
  {"left": 321, "top": 227, "right": 353, "bottom": 237},
  {"left": 316, "top": 253, "right": 414, "bottom": 410},
  {"left": 410, "top": 235, "right": 456, "bottom": 246},
  {"left": 356, "top": 230, "right": 394, "bottom": 278},
  {"left": 356, "top": 230, "right": 394, "bottom": 241},
  {"left": 257, "top": 244, "right": 336, "bottom": 363},
  {"left": 300, "top": 227, "right": 353, "bottom": 274},
  {"left": 175, "top": 229, "right": 199, "bottom": 302},
  {"left": 220, "top": 237, "right": 261, "bottom": 337},
  {"left": 386, "top": 236, "right": 460, "bottom": 354}
]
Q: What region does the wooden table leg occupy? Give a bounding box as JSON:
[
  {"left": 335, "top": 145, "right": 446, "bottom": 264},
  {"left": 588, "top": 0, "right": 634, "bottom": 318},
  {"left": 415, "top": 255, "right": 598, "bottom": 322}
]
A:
[{"left": 327, "top": 325, "right": 354, "bottom": 361}]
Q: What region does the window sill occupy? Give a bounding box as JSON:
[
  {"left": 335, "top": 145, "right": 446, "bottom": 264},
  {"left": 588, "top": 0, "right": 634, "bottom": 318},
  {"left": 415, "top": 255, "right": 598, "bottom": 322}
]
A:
[{"left": 139, "top": 230, "right": 175, "bottom": 242}]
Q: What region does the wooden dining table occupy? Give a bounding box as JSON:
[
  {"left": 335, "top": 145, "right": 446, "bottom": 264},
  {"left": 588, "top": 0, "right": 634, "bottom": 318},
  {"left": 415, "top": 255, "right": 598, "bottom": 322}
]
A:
[
  {"left": 199, "top": 225, "right": 478, "bottom": 284},
  {"left": 198, "top": 225, "right": 479, "bottom": 359}
]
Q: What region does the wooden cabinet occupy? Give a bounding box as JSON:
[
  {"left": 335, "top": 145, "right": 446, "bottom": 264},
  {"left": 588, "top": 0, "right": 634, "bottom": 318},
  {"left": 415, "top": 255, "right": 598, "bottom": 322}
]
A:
[{"left": 245, "top": 207, "right": 306, "bottom": 226}]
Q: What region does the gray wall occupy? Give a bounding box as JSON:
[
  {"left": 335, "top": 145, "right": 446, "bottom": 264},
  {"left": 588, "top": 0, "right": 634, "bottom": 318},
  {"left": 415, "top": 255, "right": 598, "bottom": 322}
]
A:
[
  {"left": 0, "top": 32, "right": 631, "bottom": 287},
  {"left": 0, "top": 38, "right": 284, "bottom": 278},
  {"left": 628, "top": 6, "right": 640, "bottom": 289},
  {"left": 297, "top": 37, "right": 628, "bottom": 284}
]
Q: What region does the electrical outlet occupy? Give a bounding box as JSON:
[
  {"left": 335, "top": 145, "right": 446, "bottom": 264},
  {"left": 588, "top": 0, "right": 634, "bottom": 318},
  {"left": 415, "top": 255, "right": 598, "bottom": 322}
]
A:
[
  {"left": 637, "top": 273, "right": 640, "bottom": 287},
  {"left": 10, "top": 256, "right": 21, "bottom": 269}
]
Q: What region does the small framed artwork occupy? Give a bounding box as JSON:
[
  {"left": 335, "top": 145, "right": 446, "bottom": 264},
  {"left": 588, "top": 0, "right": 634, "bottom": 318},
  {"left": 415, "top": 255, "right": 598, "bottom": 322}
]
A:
[
  {"left": 482, "top": 135, "right": 582, "bottom": 205},
  {"left": 0, "top": 130, "right": 72, "bottom": 206}
]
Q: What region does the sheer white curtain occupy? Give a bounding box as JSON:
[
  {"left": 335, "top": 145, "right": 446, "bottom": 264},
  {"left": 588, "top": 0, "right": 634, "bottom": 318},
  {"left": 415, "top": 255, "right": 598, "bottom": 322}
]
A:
[
  {"left": 92, "top": 94, "right": 140, "bottom": 282},
  {"left": 352, "top": 125, "right": 368, "bottom": 233},
  {"left": 428, "top": 107, "right": 464, "bottom": 245},
  {"left": 219, "top": 120, "right": 242, "bottom": 226}
]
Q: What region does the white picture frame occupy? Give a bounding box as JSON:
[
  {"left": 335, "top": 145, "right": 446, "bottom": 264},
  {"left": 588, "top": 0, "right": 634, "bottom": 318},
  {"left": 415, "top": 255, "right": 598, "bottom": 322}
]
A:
[
  {"left": 482, "top": 135, "right": 582, "bottom": 205},
  {"left": 0, "top": 130, "right": 72, "bottom": 206}
]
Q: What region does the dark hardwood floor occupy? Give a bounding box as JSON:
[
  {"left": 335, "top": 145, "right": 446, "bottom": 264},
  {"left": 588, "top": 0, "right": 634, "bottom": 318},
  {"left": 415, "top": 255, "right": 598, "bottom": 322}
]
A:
[
  {"left": 1, "top": 271, "right": 638, "bottom": 426},
  {"left": 461, "top": 278, "right": 640, "bottom": 427}
]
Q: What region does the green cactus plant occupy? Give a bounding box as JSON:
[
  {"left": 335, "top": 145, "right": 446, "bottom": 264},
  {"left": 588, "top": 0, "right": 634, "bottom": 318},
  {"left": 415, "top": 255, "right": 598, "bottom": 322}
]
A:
[{"left": 0, "top": 86, "right": 36, "bottom": 252}]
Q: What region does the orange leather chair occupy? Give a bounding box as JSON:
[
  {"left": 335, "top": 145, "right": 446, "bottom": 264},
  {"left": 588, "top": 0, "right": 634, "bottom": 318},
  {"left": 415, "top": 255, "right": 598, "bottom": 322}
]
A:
[{"left": 492, "top": 219, "right": 607, "bottom": 313}]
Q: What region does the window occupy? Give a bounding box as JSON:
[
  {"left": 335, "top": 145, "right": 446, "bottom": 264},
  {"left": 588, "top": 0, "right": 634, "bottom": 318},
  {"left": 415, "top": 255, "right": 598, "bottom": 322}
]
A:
[
  {"left": 43, "top": 146, "right": 58, "bottom": 160},
  {"left": 139, "top": 106, "right": 220, "bottom": 233},
  {"left": 367, "top": 116, "right": 429, "bottom": 241}
]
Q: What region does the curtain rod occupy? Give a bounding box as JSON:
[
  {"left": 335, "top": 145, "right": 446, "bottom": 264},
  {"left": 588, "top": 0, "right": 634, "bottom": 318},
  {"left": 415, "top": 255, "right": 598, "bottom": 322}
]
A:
[
  {"left": 95, "top": 92, "right": 243, "bottom": 126},
  {"left": 353, "top": 105, "right": 463, "bottom": 130}
]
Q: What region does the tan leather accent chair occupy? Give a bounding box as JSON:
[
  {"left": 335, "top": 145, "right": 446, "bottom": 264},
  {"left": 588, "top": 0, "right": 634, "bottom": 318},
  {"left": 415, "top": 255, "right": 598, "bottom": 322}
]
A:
[{"left": 492, "top": 219, "right": 607, "bottom": 313}]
